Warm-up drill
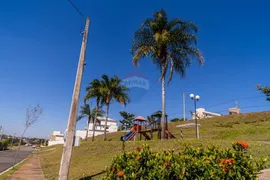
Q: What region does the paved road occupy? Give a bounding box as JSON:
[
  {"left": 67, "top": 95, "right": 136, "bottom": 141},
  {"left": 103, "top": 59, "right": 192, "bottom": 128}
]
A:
[{"left": 0, "top": 147, "right": 33, "bottom": 173}]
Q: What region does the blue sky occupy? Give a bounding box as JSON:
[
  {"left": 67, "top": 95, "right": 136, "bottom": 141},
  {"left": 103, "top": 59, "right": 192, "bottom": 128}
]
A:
[{"left": 0, "top": 0, "right": 269, "bottom": 138}]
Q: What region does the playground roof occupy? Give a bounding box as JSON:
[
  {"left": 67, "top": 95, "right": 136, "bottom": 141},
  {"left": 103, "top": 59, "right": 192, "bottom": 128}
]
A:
[{"left": 134, "top": 116, "right": 146, "bottom": 121}]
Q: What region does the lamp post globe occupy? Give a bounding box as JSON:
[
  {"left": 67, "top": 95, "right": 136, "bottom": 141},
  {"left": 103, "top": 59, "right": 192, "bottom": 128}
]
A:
[{"left": 189, "top": 93, "right": 200, "bottom": 139}]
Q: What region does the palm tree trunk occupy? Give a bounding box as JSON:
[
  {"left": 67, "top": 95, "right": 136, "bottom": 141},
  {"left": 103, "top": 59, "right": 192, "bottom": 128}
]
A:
[
  {"left": 103, "top": 104, "right": 109, "bottom": 141},
  {"left": 85, "top": 117, "right": 90, "bottom": 140},
  {"left": 92, "top": 101, "right": 99, "bottom": 141},
  {"left": 161, "top": 76, "right": 166, "bottom": 139}
]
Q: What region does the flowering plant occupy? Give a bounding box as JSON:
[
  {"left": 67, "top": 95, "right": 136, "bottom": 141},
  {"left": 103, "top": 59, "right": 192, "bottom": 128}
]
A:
[{"left": 104, "top": 142, "right": 266, "bottom": 179}]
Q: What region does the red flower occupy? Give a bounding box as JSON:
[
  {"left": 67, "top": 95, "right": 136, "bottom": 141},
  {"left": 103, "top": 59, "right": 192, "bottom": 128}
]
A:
[
  {"left": 241, "top": 142, "right": 248, "bottom": 149},
  {"left": 221, "top": 159, "right": 234, "bottom": 165},
  {"left": 236, "top": 141, "right": 248, "bottom": 149},
  {"left": 136, "top": 146, "right": 141, "bottom": 151},
  {"left": 117, "top": 171, "right": 124, "bottom": 177},
  {"left": 228, "top": 159, "right": 234, "bottom": 165},
  {"left": 136, "top": 156, "right": 141, "bottom": 161},
  {"left": 164, "top": 162, "right": 170, "bottom": 168}
]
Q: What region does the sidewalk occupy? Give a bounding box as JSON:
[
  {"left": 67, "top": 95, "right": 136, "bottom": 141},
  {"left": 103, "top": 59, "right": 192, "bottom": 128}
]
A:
[
  {"left": 8, "top": 155, "right": 45, "bottom": 180},
  {"left": 259, "top": 169, "right": 270, "bottom": 180}
]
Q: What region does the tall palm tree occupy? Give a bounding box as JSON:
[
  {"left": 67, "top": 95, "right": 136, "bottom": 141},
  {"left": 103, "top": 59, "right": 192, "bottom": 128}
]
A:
[
  {"left": 132, "top": 9, "right": 204, "bottom": 139},
  {"left": 85, "top": 79, "right": 103, "bottom": 141},
  {"left": 77, "top": 104, "right": 103, "bottom": 140},
  {"left": 100, "top": 75, "right": 130, "bottom": 141}
]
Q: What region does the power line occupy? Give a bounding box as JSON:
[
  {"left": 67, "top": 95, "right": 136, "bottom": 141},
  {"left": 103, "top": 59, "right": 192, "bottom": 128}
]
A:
[
  {"left": 205, "top": 95, "right": 264, "bottom": 109},
  {"left": 170, "top": 103, "right": 269, "bottom": 116},
  {"left": 67, "top": 0, "right": 85, "bottom": 18},
  {"left": 240, "top": 104, "right": 269, "bottom": 109},
  {"left": 215, "top": 104, "right": 269, "bottom": 114}
]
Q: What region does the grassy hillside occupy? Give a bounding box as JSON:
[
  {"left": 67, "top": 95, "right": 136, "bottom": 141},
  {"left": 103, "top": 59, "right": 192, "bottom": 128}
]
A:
[
  {"left": 39, "top": 111, "right": 270, "bottom": 180},
  {"left": 95, "top": 111, "right": 270, "bottom": 141}
]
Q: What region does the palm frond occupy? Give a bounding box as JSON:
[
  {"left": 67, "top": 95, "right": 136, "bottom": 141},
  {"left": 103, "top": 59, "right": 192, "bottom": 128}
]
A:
[
  {"left": 141, "top": 18, "right": 154, "bottom": 28},
  {"left": 132, "top": 9, "right": 204, "bottom": 84},
  {"left": 168, "top": 54, "right": 174, "bottom": 83},
  {"left": 77, "top": 115, "right": 86, "bottom": 122},
  {"left": 159, "top": 58, "right": 168, "bottom": 82},
  {"left": 166, "top": 18, "right": 184, "bottom": 30}
]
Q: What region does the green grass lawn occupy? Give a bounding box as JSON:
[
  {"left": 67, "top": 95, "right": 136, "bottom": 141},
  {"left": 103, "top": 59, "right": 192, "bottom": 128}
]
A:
[{"left": 39, "top": 111, "right": 270, "bottom": 180}]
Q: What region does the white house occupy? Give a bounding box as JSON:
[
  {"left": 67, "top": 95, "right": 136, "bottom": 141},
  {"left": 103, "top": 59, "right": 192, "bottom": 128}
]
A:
[
  {"left": 192, "top": 108, "right": 221, "bottom": 119},
  {"left": 228, "top": 107, "right": 241, "bottom": 115},
  {"left": 76, "top": 116, "right": 118, "bottom": 139},
  {"left": 48, "top": 131, "right": 64, "bottom": 146}
]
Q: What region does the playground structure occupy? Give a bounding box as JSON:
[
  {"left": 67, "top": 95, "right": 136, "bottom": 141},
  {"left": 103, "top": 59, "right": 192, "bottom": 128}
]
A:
[{"left": 121, "top": 111, "right": 176, "bottom": 141}]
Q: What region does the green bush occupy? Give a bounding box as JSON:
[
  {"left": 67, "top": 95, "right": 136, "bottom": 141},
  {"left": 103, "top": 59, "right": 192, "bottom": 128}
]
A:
[
  {"left": 0, "top": 139, "right": 10, "bottom": 150},
  {"left": 104, "top": 142, "right": 266, "bottom": 179}
]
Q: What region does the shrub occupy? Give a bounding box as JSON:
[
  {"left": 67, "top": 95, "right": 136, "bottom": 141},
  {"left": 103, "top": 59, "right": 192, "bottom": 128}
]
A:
[
  {"left": 171, "top": 118, "right": 184, "bottom": 122},
  {"left": 0, "top": 139, "right": 9, "bottom": 150},
  {"left": 104, "top": 142, "right": 266, "bottom": 179}
]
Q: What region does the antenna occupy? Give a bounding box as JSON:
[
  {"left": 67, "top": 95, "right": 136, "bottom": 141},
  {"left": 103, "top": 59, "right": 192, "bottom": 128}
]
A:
[{"left": 235, "top": 100, "right": 239, "bottom": 108}]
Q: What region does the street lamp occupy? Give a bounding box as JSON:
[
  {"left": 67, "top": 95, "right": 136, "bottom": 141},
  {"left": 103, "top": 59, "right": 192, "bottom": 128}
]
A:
[{"left": 190, "top": 93, "right": 200, "bottom": 139}]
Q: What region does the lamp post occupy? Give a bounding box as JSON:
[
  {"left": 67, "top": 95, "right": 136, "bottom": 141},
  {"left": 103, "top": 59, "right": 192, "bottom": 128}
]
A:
[{"left": 190, "top": 94, "right": 200, "bottom": 139}]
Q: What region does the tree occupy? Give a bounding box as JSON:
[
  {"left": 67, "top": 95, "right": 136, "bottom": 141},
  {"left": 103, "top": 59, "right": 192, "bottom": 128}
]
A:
[
  {"left": 77, "top": 104, "right": 104, "bottom": 140},
  {"left": 100, "top": 75, "right": 130, "bottom": 141},
  {"left": 257, "top": 85, "right": 270, "bottom": 101},
  {"left": 119, "top": 111, "right": 135, "bottom": 130},
  {"left": 132, "top": 9, "right": 204, "bottom": 139},
  {"left": 146, "top": 115, "right": 155, "bottom": 139},
  {"left": 147, "top": 115, "right": 154, "bottom": 125},
  {"left": 84, "top": 79, "right": 104, "bottom": 141},
  {"left": 13, "top": 104, "right": 42, "bottom": 167}
]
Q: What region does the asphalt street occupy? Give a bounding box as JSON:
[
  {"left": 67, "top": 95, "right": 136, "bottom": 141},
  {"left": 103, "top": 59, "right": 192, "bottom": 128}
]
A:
[{"left": 0, "top": 146, "right": 33, "bottom": 173}]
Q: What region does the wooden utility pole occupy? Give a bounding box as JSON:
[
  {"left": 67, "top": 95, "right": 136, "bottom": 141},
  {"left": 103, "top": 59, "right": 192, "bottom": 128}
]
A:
[{"left": 58, "top": 17, "right": 90, "bottom": 180}]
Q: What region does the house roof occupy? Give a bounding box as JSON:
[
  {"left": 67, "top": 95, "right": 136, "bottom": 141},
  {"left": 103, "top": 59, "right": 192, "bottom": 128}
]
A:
[
  {"left": 134, "top": 116, "right": 146, "bottom": 121},
  {"left": 202, "top": 111, "right": 221, "bottom": 116}
]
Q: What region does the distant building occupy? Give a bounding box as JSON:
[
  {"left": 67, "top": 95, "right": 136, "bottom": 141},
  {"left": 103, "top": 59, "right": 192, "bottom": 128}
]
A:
[
  {"left": 76, "top": 116, "right": 118, "bottom": 140},
  {"left": 228, "top": 108, "right": 241, "bottom": 115},
  {"left": 191, "top": 108, "right": 221, "bottom": 119},
  {"left": 229, "top": 100, "right": 241, "bottom": 115},
  {"left": 48, "top": 131, "right": 64, "bottom": 146}
]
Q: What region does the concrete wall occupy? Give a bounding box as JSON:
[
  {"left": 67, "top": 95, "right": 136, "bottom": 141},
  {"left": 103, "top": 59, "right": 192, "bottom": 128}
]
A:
[
  {"left": 76, "top": 130, "right": 105, "bottom": 140},
  {"left": 76, "top": 117, "right": 118, "bottom": 140},
  {"left": 48, "top": 140, "right": 64, "bottom": 146},
  {"left": 48, "top": 131, "right": 65, "bottom": 146}
]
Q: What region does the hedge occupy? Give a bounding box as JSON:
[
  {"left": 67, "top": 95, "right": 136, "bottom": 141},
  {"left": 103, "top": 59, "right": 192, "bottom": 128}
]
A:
[{"left": 104, "top": 141, "right": 266, "bottom": 180}]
